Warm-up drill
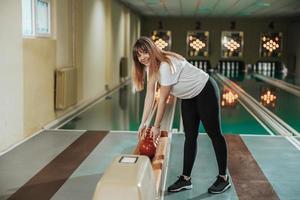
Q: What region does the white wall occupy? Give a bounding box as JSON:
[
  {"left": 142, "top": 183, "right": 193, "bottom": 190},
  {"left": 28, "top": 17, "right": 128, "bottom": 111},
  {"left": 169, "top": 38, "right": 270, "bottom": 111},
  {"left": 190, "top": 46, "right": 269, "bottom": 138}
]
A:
[{"left": 0, "top": 0, "right": 23, "bottom": 151}]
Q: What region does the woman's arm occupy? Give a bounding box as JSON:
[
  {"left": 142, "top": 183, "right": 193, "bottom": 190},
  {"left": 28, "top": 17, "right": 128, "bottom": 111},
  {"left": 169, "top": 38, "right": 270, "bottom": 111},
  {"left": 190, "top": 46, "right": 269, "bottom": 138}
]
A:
[
  {"left": 153, "top": 85, "right": 171, "bottom": 130},
  {"left": 140, "top": 76, "right": 156, "bottom": 126}
]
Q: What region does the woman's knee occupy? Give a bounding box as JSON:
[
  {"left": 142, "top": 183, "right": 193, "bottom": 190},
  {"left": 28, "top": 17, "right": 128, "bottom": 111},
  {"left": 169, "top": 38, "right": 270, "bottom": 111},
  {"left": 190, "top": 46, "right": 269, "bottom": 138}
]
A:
[
  {"left": 206, "top": 130, "right": 223, "bottom": 141},
  {"left": 184, "top": 131, "right": 199, "bottom": 141}
]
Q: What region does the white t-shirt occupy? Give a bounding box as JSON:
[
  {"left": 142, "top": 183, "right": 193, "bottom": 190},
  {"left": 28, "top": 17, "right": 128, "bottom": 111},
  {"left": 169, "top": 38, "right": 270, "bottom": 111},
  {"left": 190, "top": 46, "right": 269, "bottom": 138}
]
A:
[{"left": 158, "top": 57, "right": 209, "bottom": 99}]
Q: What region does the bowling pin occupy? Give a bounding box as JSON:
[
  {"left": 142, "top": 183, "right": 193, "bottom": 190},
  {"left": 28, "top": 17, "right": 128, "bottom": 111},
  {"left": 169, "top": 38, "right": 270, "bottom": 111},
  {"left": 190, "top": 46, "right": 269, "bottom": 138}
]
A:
[
  {"left": 263, "top": 62, "right": 267, "bottom": 71},
  {"left": 272, "top": 62, "right": 275, "bottom": 72},
  {"left": 263, "top": 70, "right": 267, "bottom": 76},
  {"left": 222, "top": 62, "right": 225, "bottom": 72}
]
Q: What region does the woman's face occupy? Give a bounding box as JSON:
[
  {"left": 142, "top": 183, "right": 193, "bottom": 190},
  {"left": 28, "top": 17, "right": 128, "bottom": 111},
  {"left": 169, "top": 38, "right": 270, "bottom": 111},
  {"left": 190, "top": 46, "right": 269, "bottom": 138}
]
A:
[{"left": 137, "top": 50, "right": 150, "bottom": 67}]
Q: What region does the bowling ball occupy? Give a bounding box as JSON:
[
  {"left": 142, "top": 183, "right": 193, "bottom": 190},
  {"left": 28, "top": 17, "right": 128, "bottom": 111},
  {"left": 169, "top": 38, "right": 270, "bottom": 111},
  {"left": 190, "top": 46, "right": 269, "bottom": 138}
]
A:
[
  {"left": 139, "top": 128, "right": 157, "bottom": 158},
  {"left": 139, "top": 139, "right": 156, "bottom": 159}
]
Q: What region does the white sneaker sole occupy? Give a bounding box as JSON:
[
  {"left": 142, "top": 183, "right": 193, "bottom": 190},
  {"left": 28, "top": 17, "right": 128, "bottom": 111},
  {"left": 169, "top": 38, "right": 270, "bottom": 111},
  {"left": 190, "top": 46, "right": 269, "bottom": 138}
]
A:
[
  {"left": 168, "top": 185, "right": 193, "bottom": 192},
  {"left": 208, "top": 183, "right": 231, "bottom": 194}
]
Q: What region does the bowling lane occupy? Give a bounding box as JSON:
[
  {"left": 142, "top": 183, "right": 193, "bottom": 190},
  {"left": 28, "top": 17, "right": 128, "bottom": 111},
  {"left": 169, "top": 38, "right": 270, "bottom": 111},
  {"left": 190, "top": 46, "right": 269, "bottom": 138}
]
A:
[
  {"left": 60, "top": 76, "right": 269, "bottom": 135},
  {"left": 172, "top": 76, "right": 269, "bottom": 135},
  {"left": 213, "top": 77, "right": 269, "bottom": 135},
  {"left": 60, "top": 83, "right": 144, "bottom": 131},
  {"left": 227, "top": 73, "right": 300, "bottom": 133}
]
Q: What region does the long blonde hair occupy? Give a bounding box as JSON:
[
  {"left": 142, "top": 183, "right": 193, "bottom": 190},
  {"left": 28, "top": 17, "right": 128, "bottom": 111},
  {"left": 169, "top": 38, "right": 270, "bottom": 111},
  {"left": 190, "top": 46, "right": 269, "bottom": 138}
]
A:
[{"left": 132, "top": 36, "right": 184, "bottom": 91}]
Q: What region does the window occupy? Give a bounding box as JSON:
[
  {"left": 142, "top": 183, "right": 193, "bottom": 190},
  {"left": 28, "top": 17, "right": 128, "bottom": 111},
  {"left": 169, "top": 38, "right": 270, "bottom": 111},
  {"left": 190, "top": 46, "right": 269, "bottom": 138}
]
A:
[
  {"left": 22, "top": 0, "right": 51, "bottom": 37},
  {"left": 22, "top": 0, "right": 33, "bottom": 36},
  {"left": 36, "top": 0, "right": 51, "bottom": 35}
]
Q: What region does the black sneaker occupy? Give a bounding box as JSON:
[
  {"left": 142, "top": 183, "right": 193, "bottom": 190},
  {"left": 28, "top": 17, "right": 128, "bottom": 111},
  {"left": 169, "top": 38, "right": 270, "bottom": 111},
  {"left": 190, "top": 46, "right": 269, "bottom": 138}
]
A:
[
  {"left": 167, "top": 175, "right": 193, "bottom": 192},
  {"left": 208, "top": 175, "right": 231, "bottom": 194}
]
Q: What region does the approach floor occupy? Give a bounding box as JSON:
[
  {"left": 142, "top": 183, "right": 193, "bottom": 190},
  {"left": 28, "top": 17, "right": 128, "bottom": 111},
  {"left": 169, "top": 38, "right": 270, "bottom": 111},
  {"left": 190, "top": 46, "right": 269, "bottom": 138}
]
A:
[{"left": 1, "top": 130, "right": 300, "bottom": 200}]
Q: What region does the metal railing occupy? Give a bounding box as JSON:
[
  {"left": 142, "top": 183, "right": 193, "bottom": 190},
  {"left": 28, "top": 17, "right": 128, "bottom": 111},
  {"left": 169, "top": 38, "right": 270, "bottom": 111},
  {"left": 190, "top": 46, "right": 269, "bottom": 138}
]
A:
[{"left": 254, "top": 73, "right": 300, "bottom": 98}]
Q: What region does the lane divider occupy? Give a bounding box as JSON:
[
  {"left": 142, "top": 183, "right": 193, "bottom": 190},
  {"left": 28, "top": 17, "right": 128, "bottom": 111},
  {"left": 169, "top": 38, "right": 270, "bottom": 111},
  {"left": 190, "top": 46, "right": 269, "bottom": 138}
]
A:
[{"left": 254, "top": 73, "right": 300, "bottom": 98}]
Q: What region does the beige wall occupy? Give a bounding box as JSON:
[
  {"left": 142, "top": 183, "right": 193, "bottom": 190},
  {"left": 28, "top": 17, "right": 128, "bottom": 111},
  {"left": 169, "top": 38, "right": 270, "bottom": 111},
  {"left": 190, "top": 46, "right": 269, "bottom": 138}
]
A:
[
  {"left": 21, "top": 0, "right": 59, "bottom": 138},
  {"left": 141, "top": 17, "right": 289, "bottom": 68},
  {"left": 23, "top": 39, "right": 56, "bottom": 137},
  {"left": 129, "top": 12, "right": 141, "bottom": 77},
  {"left": 56, "top": 0, "right": 73, "bottom": 67},
  {"left": 0, "top": 0, "right": 23, "bottom": 151},
  {"left": 109, "top": 0, "right": 127, "bottom": 87},
  {"left": 75, "top": 0, "right": 84, "bottom": 101},
  {"left": 80, "top": 0, "right": 140, "bottom": 101},
  {"left": 81, "top": 0, "right": 107, "bottom": 100}
]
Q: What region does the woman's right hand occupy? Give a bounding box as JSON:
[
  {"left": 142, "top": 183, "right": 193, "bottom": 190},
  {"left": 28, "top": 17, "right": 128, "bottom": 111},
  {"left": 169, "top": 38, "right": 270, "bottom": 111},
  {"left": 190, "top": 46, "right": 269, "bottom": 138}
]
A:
[{"left": 138, "top": 123, "right": 146, "bottom": 140}]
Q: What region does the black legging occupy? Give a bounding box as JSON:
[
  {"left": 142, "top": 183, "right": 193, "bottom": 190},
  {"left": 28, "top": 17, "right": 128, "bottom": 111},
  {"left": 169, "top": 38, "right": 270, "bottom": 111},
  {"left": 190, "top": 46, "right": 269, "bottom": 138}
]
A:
[{"left": 181, "top": 77, "right": 227, "bottom": 176}]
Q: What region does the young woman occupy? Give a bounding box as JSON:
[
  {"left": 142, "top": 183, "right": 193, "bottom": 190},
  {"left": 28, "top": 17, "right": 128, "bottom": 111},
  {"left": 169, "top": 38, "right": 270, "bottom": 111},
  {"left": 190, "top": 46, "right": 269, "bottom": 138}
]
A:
[{"left": 132, "top": 36, "right": 231, "bottom": 194}]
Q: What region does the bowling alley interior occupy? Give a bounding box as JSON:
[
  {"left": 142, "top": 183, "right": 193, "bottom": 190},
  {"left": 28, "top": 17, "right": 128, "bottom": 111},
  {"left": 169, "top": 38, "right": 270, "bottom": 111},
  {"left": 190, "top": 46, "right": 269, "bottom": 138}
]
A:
[{"left": 1, "top": 0, "right": 300, "bottom": 199}]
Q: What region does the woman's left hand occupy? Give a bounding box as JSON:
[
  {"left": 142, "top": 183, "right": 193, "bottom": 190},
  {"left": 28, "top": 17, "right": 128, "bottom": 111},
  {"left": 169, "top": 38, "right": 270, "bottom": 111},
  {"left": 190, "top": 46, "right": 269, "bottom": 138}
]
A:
[{"left": 151, "top": 126, "right": 160, "bottom": 139}]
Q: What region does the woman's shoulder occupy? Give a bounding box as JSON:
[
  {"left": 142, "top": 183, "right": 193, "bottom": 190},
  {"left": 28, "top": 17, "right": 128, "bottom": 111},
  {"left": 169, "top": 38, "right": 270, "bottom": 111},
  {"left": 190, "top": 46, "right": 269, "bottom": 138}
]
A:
[
  {"left": 159, "top": 61, "right": 170, "bottom": 70},
  {"left": 168, "top": 55, "right": 187, "bottom": 67},
  {"left": 166, "top": 53, "right": 185, "bottom": 61}
]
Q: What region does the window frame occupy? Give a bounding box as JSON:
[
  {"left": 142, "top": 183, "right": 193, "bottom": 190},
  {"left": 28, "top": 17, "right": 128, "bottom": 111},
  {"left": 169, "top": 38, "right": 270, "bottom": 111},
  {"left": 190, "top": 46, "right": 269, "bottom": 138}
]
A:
[
  {"left": 22, "top": 0, "right": 34, "bottom": 37},
  {"left": 35, "top": 0, "right": 51, "bottom": 37},
  {"left": 22, "top": 0, "right": 52, "bottom": 38}
]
